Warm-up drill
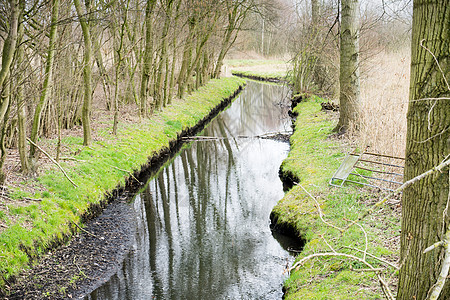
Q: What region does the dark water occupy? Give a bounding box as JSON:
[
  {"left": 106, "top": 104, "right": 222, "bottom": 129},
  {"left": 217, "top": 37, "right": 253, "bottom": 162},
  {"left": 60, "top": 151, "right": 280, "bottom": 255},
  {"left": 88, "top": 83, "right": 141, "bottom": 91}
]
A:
[{"left": 87, "top": 81, "right": 300, "bottom": 299}]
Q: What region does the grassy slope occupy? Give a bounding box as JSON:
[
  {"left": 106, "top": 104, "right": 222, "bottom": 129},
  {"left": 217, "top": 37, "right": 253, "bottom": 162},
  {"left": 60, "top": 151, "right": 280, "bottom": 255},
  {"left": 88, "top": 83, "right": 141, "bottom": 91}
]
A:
[
  {"left": 0, "top": 77, "right": 246, "bottom": 289},
  {"left": 272, "top": 97, "right": 399, "bottom": 299}
]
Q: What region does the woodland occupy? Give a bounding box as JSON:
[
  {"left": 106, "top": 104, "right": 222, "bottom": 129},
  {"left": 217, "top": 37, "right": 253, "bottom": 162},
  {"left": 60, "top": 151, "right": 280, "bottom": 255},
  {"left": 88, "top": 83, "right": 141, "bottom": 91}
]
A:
[{"left": 0, "top": 0, "right": 449, "bottom": 299}]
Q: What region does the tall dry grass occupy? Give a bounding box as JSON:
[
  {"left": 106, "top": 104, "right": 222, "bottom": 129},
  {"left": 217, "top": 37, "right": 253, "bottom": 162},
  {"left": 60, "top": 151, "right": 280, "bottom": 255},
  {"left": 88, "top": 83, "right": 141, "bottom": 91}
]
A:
[{"left": 356, "top": 49, "right": 410, "bottom": 158}]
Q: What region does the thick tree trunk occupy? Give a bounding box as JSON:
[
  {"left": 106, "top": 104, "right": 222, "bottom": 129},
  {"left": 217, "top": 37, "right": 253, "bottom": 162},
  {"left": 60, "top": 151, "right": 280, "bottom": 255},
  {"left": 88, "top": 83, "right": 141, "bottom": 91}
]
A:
[
  {"left": 30, "top": 0, "right": 59, "bottom": 159},
  {"left": 336, "top": 0, "right": 360, "bottom": 132},
  {"left": 397, "top": 1, "right": 450, "bottom": 299},
  {"left": 73, "top": 0, "right": 93, "bottom": 146}
]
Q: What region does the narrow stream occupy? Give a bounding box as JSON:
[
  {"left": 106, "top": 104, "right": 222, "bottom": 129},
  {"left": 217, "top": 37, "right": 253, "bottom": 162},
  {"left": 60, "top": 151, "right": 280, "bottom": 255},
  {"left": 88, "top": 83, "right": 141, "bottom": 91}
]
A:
[{"left": 86, "top": 81, "right": 301, "bottom": 299}]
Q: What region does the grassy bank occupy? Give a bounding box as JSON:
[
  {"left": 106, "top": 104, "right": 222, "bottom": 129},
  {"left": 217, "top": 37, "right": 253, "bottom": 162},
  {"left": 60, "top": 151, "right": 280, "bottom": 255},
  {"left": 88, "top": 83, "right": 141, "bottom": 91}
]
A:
[
  {"left": 224, "top": 59, "right": 289, "bottom": 81},
  {"left": 272, "top": 96, "right": 400, "bottom": 299},
  {"left": 0, "top": 76, "right": 246, "bottom": 290}
]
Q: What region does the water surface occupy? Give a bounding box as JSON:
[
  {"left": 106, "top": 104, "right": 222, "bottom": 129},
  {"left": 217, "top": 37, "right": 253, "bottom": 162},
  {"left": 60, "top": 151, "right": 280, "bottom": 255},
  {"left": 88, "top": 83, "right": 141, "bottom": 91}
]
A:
[{"left": 87, "top": 81, "right": 299, "bottom": 299}]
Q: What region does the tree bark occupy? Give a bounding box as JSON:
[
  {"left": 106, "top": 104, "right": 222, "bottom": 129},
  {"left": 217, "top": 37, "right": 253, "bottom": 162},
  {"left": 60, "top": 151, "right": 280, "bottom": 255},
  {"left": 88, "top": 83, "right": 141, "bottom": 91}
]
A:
[
  {"left": 30, "top": 0, "right": 60, "bottom": 159},
  {"left": 112, "top": 0, "right": 130, "bottom": 135},
  {"left": 16, "top": 16, "right": 30, "bottom": 174},
  {"left": 139, "top": 0, "right": 156, "bottom": 117},
  {"left": 397, "top": 1, "right": 450, "bottom": 299},
  {"left": 311, "top": 0, "right": 319, "bottom": 25},
  {"left": 73, "top": 0, "right": 93, "bottom": 146},
  {"left": 336, "top": 0, "right": 360, "bottom": 132},
  {"left": 0, "top": 0, "right": 20, "bottom": 89},
  {"left": 0, "top": 0, "right": 21, "bottom": 183}
]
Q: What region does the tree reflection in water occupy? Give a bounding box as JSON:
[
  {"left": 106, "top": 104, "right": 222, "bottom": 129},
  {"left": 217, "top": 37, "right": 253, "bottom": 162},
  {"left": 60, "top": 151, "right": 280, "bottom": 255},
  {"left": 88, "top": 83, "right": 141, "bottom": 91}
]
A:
[{"left": 87, "top": 81, "right": 298, "bottom": 300}]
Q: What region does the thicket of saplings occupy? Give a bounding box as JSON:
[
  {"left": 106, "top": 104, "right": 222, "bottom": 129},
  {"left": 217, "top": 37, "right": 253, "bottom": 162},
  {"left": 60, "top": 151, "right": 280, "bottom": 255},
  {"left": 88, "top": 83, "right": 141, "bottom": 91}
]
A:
[{"left": 0, "top": 0, "right": 253, "bottom": 184}]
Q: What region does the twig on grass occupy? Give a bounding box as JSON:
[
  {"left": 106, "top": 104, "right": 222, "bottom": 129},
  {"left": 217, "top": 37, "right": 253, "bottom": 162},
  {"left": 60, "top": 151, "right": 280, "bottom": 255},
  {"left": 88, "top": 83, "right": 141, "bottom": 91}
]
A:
[
  {"left": 298, "top": 184, "right": 344, "bottom": 232},
  {"left": 355, "top": 222, "right": 368, "bottom": 261},
  {"left": 288, "top": 252, "right": 395, "bottom": 300},
  {"left": 342, "top": 246, "right": 399, "bottom": 270},
  {"left": 70, "top": 220, "right": 103, "bottom": 240},
  {"left": 26, "top": 138, "right": 78, "bottom": 188}
]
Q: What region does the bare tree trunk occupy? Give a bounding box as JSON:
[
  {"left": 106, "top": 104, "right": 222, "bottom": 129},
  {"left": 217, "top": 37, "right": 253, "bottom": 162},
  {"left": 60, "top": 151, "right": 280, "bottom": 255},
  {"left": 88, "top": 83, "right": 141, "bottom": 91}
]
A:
[
  {"left": 311, "top": 0, "right": 319, "bottom": 25},
  {"left": 168, "top": 0, "right": 182, "bottom": 104},
  {"left": 336, "top": 0, "right": 360, "bottom": 132},
  {"left": 0, "top": 0, "right": 20, "bottom": 89},
  {"left": 0, "top": 0, "right": 21, "bottom": 183},
  {"left": 397, "top": 1, "right": 450, "bottom": 299},
  {"left": 0, "top": 80, "right": 11, "bottom": 184},
  {"left": 139, "top": 0, "right": 156, "bottom": 117},
  {"left": 112, "top": 0, "right": 130, "bottom": 135},
  {"left": 93, "top": 33, "right": 112, "bottom": 111},
  {"left": 16, "top": 20, "right": 30, "bottom": 174},
  {"left": 73, "top": 0, "right": 93, "bottom": 146},
  {"left": 30, "top": 0, "right": 60, "bottom": 159},
  {"left": 154, "top": 0, "right": 173, "bottom": 111}
]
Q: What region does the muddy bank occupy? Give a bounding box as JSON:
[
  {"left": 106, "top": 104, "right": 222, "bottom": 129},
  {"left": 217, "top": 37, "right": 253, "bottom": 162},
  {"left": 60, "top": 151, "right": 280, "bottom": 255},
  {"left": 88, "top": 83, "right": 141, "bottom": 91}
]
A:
[{"left": 3, "top": 84, "right": 244, "bottom": 299}]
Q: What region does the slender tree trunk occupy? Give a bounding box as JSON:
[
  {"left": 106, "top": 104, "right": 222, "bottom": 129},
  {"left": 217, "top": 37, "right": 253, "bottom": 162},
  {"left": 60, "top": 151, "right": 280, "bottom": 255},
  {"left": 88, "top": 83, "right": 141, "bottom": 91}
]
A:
[
  {"left": 177, "top": 22, "right": 195, "bottom": 98},
  {"left": 213, "top": 18, "right": 234, "bottom": 78},
  {"left": 93, "top": 33, "right": 112, "bottom": 111},
  {"left": 112, "top": 0, "right": 130, "bottom": 135},
  {"left": 397, "top": 1, "right": 450, "bottom": 299},
  {"left": 0, "top": 79, "right": 11, "bottom": 184},
  {"left": 30, "top": 0, "right": 59, "bottom": 159},
  {"left": 155, "top": 0, "right": 173, "bottom": 111},
  {"left": 16, "top": 20, "right": 30, "bottom": 174},
  {"left": 0, "top": 0, "right": 20, "bottom": 89},
  {"left": 168, "top": 0, "right": 182, "bottom": 104},
  {"left": 336, "top": 0, "right": 360, "bottom": 132},
  {"left": 139, "top": 0, "right": 156, "bottom": 117},
  {"left": 311, "top": 0, "right": 319, "bottom": 25},
  {"left": 74, "top": 0, "right": 93, "bottom": 146},
  {"left": 0, "top": 0, "right": 21, "bottom": 183}
]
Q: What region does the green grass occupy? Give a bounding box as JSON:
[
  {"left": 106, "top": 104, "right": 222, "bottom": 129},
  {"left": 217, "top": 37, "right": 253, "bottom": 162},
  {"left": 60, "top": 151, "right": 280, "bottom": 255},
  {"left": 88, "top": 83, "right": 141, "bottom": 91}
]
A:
[
  {"left": 231, "top": 70, "right": 289, "bottom": 81},
  {"left": 272, "top": 97, "right": 399, "bottom": 299},
  {"left": 0, "top": 76, "right": 246, "bottom": 291}
]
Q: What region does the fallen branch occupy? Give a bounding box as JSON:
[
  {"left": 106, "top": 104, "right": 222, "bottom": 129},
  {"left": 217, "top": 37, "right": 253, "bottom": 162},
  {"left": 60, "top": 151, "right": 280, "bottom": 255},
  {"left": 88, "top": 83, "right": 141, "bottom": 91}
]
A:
[
  {"left": 288, "top": 252, "right": 395, "bottom": 300},
  {"left": 182, "top": 131, "right": 291, "bottom": 141},
  {"left": 298, "top": 184, "right": 344, "bottom": 232},
  {"left": 73, "top": 256, "right": 88, "bottom": 279},
  {"left": 71, "top": 220, "right": 103, "bottom": 240},
  {"left": 342, "top": 246, "right": 399, "bottom": 270},
  {"left": 26, "top": 138, "right": 78, "bottom": 188}
]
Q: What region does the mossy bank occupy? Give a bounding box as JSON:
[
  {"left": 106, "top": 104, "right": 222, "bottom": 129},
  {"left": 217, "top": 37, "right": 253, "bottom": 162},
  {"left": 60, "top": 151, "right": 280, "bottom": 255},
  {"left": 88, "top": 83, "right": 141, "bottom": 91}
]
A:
[
  {"left": 0, "top": 77, "right": 246, "bottom": 296},
  {"left": 271, "top": 96, "right": 400, "bottom": 299}
]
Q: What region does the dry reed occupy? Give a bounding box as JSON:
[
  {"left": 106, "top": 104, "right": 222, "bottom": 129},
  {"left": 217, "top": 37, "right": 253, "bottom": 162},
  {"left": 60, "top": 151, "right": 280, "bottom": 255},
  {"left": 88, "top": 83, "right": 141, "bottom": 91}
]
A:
[{"left": 356, "top": 49, "right": 410, "bottom": 158}]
